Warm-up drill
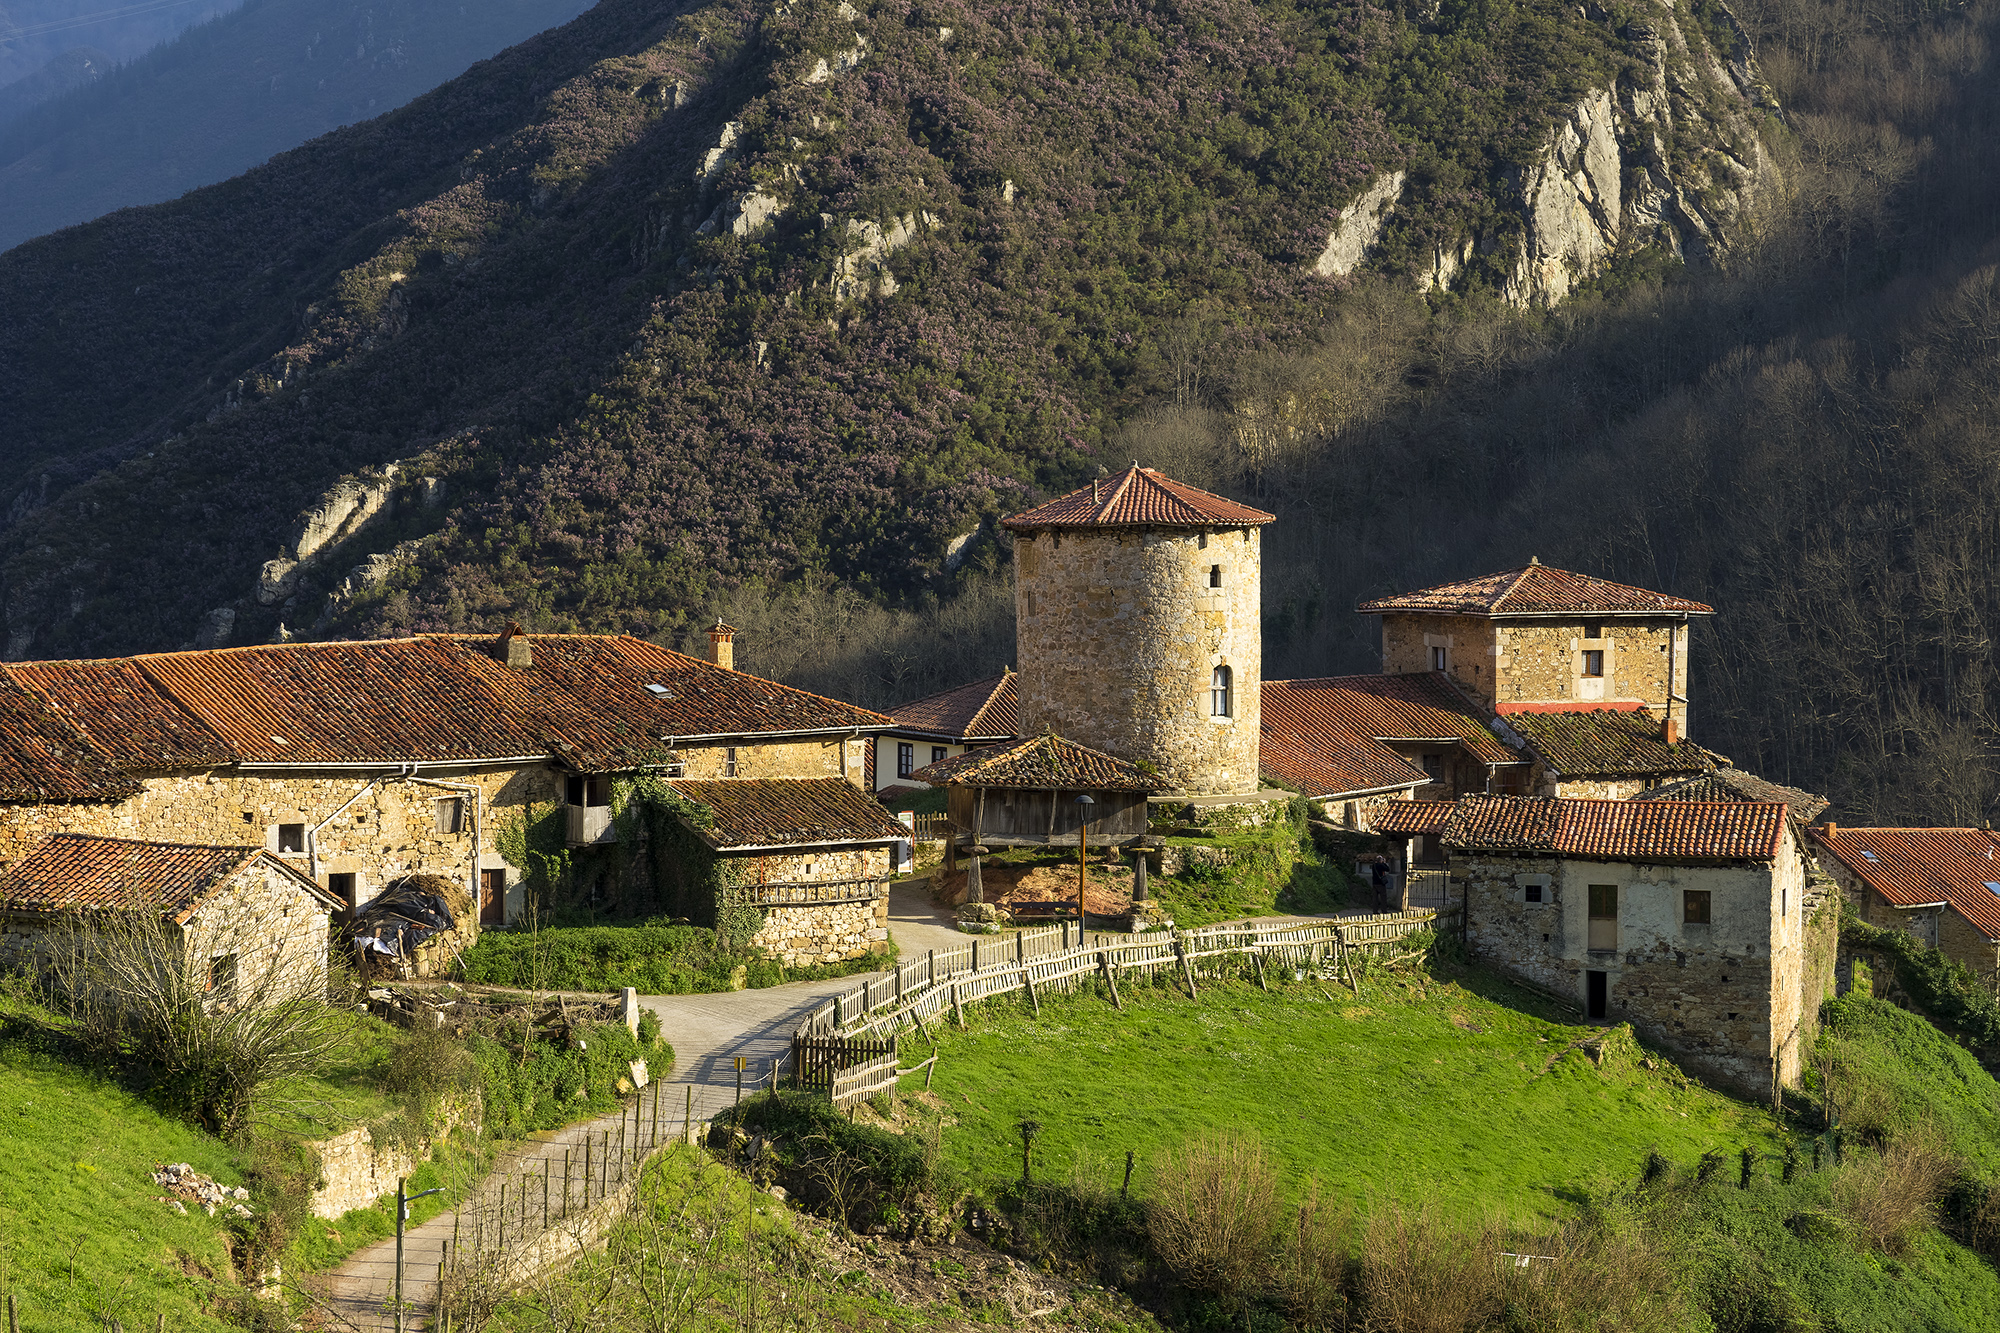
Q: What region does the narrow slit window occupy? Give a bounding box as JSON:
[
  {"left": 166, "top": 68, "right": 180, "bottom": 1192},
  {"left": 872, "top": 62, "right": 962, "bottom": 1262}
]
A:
[
  {"left": 1430, "top": 645, "right": 1447, "bottom": 672},
  {"left": 1208, "top": 565, "right": 1222, "bottom": 588},
  {"left": 724, "top": 746, "right": 739, "bottom": 778},
  {"left": 1211, "top": 665, "right": 1233, "bottom": 718}
]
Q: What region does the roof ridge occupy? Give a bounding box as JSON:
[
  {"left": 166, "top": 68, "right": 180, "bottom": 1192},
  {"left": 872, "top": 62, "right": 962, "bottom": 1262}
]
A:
[
  {"left": 1493, "top": 563, "right": 1539, "bottom": 612},
  {"left": 1100, "top": 465, "right": 1142, "bottom": 522}
]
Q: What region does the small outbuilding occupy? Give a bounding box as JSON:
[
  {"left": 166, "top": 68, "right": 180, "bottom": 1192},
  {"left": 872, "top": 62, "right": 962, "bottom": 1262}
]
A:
[
  {"left": 0, "top": 833, "right": 342, "bottom": 1002},
  {"left": 911, "top": 732, "right": 1169, "bottom": 905}
]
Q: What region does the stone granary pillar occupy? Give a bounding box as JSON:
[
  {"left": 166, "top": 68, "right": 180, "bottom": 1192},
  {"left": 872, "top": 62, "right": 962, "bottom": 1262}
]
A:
[{"left": 1130, "top": 848, "right": 1148, "bottom": 903}]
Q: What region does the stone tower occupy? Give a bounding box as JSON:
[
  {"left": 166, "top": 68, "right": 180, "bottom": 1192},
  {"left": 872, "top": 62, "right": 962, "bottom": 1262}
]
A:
[{"left": 1002, "top": 465, "right": 1275, "bottom": 797}]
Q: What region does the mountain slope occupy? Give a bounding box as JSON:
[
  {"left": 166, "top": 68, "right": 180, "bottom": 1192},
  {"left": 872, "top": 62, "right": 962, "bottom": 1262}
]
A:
[
  {"left": 0, "top": 0, "right": 1770, "bottom": 661},
  {"left": 0, "top": 0, "right": 597, "bottom": 251}
]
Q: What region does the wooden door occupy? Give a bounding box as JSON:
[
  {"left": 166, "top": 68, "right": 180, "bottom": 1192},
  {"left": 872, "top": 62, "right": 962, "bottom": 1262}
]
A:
[
  {"left": 1587, "top": 884, "right": 1618, "bottom": 951},
  {"left": 480, "top": 868, "right": 506, "bottom": 927}
]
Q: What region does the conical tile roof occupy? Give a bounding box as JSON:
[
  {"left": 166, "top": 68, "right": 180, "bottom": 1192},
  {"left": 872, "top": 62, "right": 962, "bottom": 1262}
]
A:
[{"left": 1001, "top": 464, "right": 1275, "bottom": 531}]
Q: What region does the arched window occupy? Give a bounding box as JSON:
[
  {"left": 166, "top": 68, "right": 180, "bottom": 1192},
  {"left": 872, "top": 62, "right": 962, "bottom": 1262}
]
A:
[
  {"left": 1209, "top": 564, "right": 1222, "bottom": 588},
  {"left": 1211, "top": 665, "right": 1233, "bottom": 718}
]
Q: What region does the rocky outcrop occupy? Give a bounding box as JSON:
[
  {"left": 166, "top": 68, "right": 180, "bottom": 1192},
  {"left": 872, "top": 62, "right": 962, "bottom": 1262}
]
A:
[
  {"left": 1308, "top": 170, "right": 1405, "bottom": 278},
  {"left": 830, "top": 211, "right": 938, "bottom": 300},
  {"left": 1313, "top": 0, "right": 1777, "bottom": 306}
]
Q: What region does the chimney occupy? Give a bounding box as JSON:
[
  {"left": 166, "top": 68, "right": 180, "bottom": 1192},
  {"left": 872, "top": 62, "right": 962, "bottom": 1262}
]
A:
[
  {"left": 1661, "top": 717, "right": 1679, "bottom": 746},
  {"left": 1823, "top": 822, "right": 1838, "bottom": 840},
  {"left": 496, "top": 622, "right": 532, "bottom": 669},
  {"left": 707, "top": 619, "right": 736, "bottom": 671}
]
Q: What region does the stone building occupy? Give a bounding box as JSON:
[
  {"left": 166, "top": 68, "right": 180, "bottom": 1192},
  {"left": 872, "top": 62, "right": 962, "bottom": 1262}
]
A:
[
  {"left": 664, "top": 778, "right": 907, "bottom": 966},
  {"left": 874, "top": 672, "right": 1019, "bottom": 794},
  {"left": 0, "top": 833, "right": 341, "bottom": 999},
  {"left": 0, "top": 631, "right": 891, "bottom": 952},
  {"left": 1358, "top": 559, "right": 1714, "bottom": 733},
  {"left": 1810, "top": 825, "right": 2000, "bottom": 988},
  {"left": 1004, "top": 465, "right": 1275, "bottom": 798},
  {"left": 1446, "top": 794, "right": 1816, "bottom": 1100}
]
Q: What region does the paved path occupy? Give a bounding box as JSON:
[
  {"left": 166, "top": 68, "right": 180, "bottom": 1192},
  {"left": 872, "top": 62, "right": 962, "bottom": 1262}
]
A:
[{"left": 322, "top": 883, "right": 952, "bottom": 1329}]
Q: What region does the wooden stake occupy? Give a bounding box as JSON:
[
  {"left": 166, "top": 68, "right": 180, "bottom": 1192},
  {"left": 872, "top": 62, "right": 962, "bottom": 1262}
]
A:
[
  {"left": 951, "top": 983, "right": 965, "bottom": 1029},
  {"left": 1098, "top": 951, "right": 1123, "bottom": 1011},
  {"left": 1253, "top": 950, "right": 1269, "bottom": 993},
  {"left": 1023, "top": 966, "right": 1041, "bottom": 1018},
  {"left": 1175, "top": 933, "right": 1198, "bottom": 998}
]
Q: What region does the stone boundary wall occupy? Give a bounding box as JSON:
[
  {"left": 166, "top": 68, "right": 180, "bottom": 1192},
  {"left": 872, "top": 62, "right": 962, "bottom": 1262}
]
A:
[
  {"left": 308, "top": 1094, "right": 482, "bottom": 1221},
  {"left": 748, "top": 897, "right": 889, "bottom": 967}
]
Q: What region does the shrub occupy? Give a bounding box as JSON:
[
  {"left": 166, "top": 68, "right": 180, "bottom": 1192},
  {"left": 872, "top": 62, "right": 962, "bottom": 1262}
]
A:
[
  {"left": 1146, "top": 1131, "right": 1280, "bottom": 1297},
  {"left": 1274, "top": 1182, "right": 1352, "bottom": 1328},
  {"left": 1833, "top": 1129, "right": 1959, "bottom": 1253},
  {"left": 1355, "top": 1201, "right": 1499, "bottom": 1333},
  {"left": 734, "top": 1092, "right": 931, "bottom": 1229}
]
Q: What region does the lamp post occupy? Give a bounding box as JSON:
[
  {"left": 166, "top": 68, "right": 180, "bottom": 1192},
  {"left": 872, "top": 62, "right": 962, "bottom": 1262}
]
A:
[
  {"left": 395, "top": 1176, "right": 446, "bottom": 1332},
  {"left": 1073, "top": 793, "right": 1095, "bottom": 920}
]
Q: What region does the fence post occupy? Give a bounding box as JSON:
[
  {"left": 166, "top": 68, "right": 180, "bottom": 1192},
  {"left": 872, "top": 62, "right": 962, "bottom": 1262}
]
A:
[
  {"left": 1098, "top": 951, "right": 1123, "bottom": 1011},
  {"left": 951, "top": 983, "right": 965, "bottom": 1029}
]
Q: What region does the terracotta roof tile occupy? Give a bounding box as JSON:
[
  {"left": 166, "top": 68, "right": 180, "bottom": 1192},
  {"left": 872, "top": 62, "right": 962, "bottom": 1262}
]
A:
[
  {"left": 1444, "top": 795, "right": 1786, "bottom": 861},
  {"left": 0, "top": 677, "right": 141, "bottom": 803},
  {"left": 889, "top": 673, "right": 1019, "bottom": 740},
  {"left": 1001, "top": 465, "right": 1275, "bottom": 531},
  {"left": 1811, "top": 827, "right": 2000, "bottom": 942},
  {"left": 665, "top": 778, "right": 909, "bottom": 849},
  {"left": 1635, "top": 768, "right": 1830, "bottom": 824},
  {"left": 1257, "top": 674, "right": 1525, "bottom": 798},
  {"left": 8, "top": 659, "right": 234, "bottom": 770},
  {"left": 1358, "top": 563, "right": 1714, "bottom": 616},
  {"left": 0, "top": 833, "right": 334, "bottom": 922},
  {"left": 911, "top": 733, "right": 1169, "bottom": 792},
  {"left": 1371, "top": 801, "right": 1456, "bottom": 836},
  {"left": 1506, "top": 709, "right": 1724, "bottom": 778}
]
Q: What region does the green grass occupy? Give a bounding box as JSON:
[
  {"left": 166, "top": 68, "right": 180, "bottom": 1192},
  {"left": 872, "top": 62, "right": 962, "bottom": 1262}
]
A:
[
  {"left": 913, "top": 962, "right": 1776, "bottom": 1224},
  {"left": 1150, "top": 823, "right": 1349, "bottom": 929},
  {"left": 0, "top": 1018, "right": 247, "bottom": 1331},
  {"left": 1815, "top": 991, "right": 2000, "bottom": 1171}
]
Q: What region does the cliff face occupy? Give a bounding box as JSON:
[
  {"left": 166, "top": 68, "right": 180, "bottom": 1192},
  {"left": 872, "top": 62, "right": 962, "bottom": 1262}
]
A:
[
  {"left": 0, "top": 0, "right": 1774, "bottom": 658},
  {"left": 1311, "top": 0, "right": 1779, "bottom": 306}
]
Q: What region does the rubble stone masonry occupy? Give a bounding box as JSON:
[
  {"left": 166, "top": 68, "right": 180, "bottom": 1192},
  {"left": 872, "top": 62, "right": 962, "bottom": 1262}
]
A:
[
  {"left": 737, "top": 845, "right": 891, "bottom": 966},
  {"left": 1014, "top": 526, "right": 1261, "bottom": 795},
  {"left": 1381, "top": 614, "right": 1691, "bottom": 718},
  {"left": 1461, "top": 829, "right": 1809, "bottom": 1099}
]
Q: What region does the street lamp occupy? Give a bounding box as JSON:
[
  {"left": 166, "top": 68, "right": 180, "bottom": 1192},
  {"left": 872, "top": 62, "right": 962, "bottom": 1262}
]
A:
[
  {"left": 1073, "top": 794, "right": 1095, "bottom": 920},
  {"left": 396, "top": 1175, "right": 446, "bottom": 1332}
]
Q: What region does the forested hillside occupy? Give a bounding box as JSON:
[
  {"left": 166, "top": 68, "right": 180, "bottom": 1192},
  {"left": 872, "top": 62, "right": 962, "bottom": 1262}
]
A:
[
  {"left": 0, "top": 0, "right": 595, "bottom": 249},
  {"left": 0, "top": 0, "right": 1993, "bottom": 825}
]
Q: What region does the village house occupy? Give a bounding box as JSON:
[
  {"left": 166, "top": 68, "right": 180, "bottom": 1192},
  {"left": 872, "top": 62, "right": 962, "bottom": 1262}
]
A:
[
  {"left": 873, "top": 671, "right": 1019, "bottom": 795},
  {"left": 1811, "top": 824, "right": 2000, "bottom": 990},
  {"left": 1355, "top": 560, "right": 1720, "bottom": 797},
  {"left": 1445, "top": 794, "right": 1815, "bottom": 1100},
  {"left": 0, "top": 832, "right": 342, "bottom": 998},
  {"left": 0, "top": 628, "right": 896, "bottom": 963}
]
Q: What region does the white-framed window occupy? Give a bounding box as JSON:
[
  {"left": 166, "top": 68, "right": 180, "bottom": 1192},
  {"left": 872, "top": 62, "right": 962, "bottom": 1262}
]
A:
[
  {"left": 1582, "top": 649, "right": 1605, "bottom": 677},
  {"left": 1211, "top": 666, "right": 1233, "bottom": 718},
  {"left": 897, "top": 743, "right": 915, "bottom": 778}
]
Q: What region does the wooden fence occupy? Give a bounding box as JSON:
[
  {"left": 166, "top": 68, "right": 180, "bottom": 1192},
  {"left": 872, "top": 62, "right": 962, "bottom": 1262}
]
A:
[
  {"left": 721, "top": 878, "right": 889, "bottom": 909},
  {"left": 796, "top": 908, "right": 1460, "bottom": 1046},
  {"left": 910, "top": 813, "right": 952, "bottom": 842}
]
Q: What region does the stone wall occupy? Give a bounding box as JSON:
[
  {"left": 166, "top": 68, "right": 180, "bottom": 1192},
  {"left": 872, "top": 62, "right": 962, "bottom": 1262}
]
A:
[
  {"left": 1539, "top": 774, "right": 1653, "bottom": 801},
  {"left": 1379, "top": 613, "right": 1693, "bottom": 722},
  {"left": 734, "top": 845, "right": 891, "bottom": 965},
  {"left": 678, "top": 738, "right": 867, "bottom": 785},
  {"left": 1461, "top": 832, "right": 1804, "bottom": 1099},
  {"left": 1014, "top": 526, "right": 1261, "bottom": 796},
  {"left": 308, "top": 1094, "right": 481, "bottom": 1220}
]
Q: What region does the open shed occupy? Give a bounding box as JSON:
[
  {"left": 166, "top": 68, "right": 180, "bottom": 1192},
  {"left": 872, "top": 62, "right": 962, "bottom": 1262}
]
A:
[{"left": 911, "top": 732, "right": 1169, "bottom": 906}]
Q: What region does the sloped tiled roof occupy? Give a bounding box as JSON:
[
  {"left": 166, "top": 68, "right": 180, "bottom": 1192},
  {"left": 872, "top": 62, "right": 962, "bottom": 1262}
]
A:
[
  {"left": 1371, "top": 801, "right": 1456, "bottom": 837},
  {"left": 1264, "top": 674, "right": 1521, "bottom": 766},
  {"left": 1259, "top": 728, "right": 1427, "bottom": 800},
  {"left": 889, "top": 673, "right": 1019, "bottom": 740},
  {"left": 1636, "top": 768, "right": 1830, "bottom": 824},
  {"left": 1444, "top": 795, "right": 1786, "bottom": 862},
  {"left": 11, "top": 659, "right": 235, "bottom": 770},
  {"left": 1506, "top": 709, "right": 1724, "bottom": 778},
  {"left": 0, "top": 677, "right": 141, "bottom": 803},
  {"left": 910, "top": 733, "right": 1169, "bottom": 792},
  {"left": 0, "top": 634, "right": 893, "bottom": 786},
  {"left": 1001, "top": 465, "right": 1275, "bottom": 531},
  {"left": 1810, "top": 827, "right": 2000, "bottom": 942},
  {"left": 0, "top": 834, "right": 336, "bottom": 923},
  {"left": 665, "top": 778, "right": 910, "bottom": 849},
  {"left": 1357, "top": 563, "right": 1714, "bottom": 617}
]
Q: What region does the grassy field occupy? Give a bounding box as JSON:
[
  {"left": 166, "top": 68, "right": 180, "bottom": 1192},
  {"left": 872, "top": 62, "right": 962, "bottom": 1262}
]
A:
[
  {"left": 0, "top": 1021, "right": 248, "bottom": 1331},
  {"left": 913, "top": 963, "right": 1775, "bottom": 1224}
]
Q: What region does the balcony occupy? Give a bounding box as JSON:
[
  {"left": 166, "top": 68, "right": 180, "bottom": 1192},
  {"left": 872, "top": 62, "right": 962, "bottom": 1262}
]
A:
[{"left": 567, "top": 803, "right": 617, "bottom": 848}]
